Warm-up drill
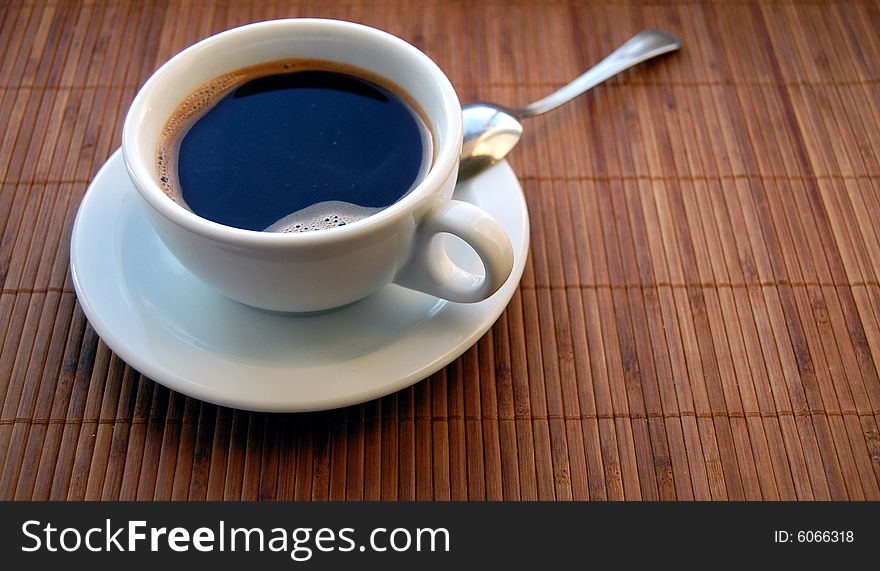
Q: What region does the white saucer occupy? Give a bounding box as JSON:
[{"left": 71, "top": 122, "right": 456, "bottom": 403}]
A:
[{"left": 70, "top": 150, "right": 529, "bottom": 412}]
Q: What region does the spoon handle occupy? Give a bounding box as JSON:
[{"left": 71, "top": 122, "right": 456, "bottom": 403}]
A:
[{"left": 516, "top": 29, "right": 680, "bottom": 118}]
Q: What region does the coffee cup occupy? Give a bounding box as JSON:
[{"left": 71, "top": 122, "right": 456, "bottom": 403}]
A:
[{"left": 122, "top": 18, "right": 514, "bottom": 313}]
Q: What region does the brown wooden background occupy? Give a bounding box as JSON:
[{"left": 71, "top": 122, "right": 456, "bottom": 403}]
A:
[{"left": 2, "top": 0, "right": 880, "bottom": 500}]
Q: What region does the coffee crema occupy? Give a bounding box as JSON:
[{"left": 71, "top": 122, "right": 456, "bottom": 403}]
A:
[{"left": 156, "top": 59, "right": 433, "bottom": 233}]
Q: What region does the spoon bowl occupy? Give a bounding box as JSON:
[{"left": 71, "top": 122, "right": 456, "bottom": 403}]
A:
[{"left": 459, "top": 103, "right": 523, "bottom": 180}]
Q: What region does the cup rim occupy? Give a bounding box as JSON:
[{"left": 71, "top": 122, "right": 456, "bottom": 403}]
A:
[{"left": 122, "top": 18, "right": 462, "bottom": 247}]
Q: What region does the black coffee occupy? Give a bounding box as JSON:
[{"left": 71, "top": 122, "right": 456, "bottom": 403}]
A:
[{"left": 157, "top": 60, "right": 432, "bottom": 232}]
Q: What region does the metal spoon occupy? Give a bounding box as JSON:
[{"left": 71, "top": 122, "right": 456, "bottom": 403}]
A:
[{"left": 458, "top": 29, "right": 681, "bottom": 180}]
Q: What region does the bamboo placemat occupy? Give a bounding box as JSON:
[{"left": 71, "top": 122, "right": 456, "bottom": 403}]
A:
[{"left": 1, "top": 0, "right": 880, "bottom": 500}]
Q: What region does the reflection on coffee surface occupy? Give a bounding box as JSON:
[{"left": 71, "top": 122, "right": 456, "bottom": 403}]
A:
[{"left": 157, "top": 59, "right": 432, "bottom": 232}]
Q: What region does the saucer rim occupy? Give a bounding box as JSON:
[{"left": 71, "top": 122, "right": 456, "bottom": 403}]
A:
[{"left": 70, "top": 149, "right": 529, "bottom": 412}]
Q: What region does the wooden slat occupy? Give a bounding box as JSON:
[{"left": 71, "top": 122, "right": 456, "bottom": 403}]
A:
[{"left": 1, "top": 0, "right": 879, "bottom": 500}]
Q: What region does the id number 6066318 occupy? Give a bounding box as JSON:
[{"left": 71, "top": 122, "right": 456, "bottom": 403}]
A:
[{"left": 774, "top": 530, "right": 854, "bottom": 543}]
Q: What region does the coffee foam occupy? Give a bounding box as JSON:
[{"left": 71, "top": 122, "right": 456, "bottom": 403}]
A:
[
  {"left": 156, "top": 69, "right": 247, "bottom": 200},
  {"left": 263, "top": 201, "right": 384, "bottom": 233},
  {"left": 156, "top": 58, "right": 434, "bottom": 232}
]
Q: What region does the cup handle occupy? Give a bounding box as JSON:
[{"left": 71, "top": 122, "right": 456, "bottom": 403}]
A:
[{"left": 394, "top": 200, "right": 514, "bottom": 302}]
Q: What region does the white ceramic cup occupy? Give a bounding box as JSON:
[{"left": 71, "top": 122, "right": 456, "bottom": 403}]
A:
[{"left": 122, "top": 18, "right": 514, "bottom": 313}]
